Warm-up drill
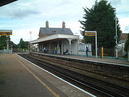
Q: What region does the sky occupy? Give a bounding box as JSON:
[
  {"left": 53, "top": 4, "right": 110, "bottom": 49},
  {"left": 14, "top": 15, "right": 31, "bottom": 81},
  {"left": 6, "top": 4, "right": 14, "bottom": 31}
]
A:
[{"left": 0, "top": 0, "right": 129, "bottom": 44}]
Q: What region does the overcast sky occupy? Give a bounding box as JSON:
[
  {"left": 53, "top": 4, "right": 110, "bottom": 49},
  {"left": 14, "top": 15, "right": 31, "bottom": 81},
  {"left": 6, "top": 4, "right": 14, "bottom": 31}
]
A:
[{"left": 0, "top": 0, "right": 129, "bottom": 44}]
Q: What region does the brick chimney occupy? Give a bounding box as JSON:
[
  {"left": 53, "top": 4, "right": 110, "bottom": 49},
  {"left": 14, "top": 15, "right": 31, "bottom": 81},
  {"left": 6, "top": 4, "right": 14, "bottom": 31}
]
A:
[
  {"left": 62, "top": 21, "right": 65, "bottom": 28},
  {"left": 46, "top": 21, "right": 49, "bottom": 28}
]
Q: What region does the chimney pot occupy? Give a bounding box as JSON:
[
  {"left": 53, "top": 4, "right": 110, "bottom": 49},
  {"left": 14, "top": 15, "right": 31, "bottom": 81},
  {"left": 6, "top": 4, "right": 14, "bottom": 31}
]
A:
[
  {"left": 62, "top": 21, "right": 65, "bottom": 28},
  {"left": 46, "top": 21, "right": 49, "bottom": 28}
]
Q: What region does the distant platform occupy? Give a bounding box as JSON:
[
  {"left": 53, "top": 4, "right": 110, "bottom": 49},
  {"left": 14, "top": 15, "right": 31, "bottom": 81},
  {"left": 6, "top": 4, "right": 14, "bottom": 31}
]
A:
[{"left": 31, "top": 52, "right": 129, "bottom": 67}]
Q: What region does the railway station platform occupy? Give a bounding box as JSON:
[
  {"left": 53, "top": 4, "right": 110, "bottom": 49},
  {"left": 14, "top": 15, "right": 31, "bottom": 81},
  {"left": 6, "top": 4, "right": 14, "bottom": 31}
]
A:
[
  {"left": 64, "top": 55, "right": 129, "bottom": 66},
  {"left": 32, "top": 52, "right": 129, "bottom": 66},
  {"left": 0, "top": 54, "right": 95, "bottom": 97}
]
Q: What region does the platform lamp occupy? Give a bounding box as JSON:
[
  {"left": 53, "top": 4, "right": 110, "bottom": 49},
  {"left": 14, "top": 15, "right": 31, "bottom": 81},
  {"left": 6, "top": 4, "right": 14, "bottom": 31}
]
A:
[
  {"left": 115, "top": 16, "right": 118, "bottom": 58},
  {"left": 29, "top": 31, "right": 32, "bottom": 53}
]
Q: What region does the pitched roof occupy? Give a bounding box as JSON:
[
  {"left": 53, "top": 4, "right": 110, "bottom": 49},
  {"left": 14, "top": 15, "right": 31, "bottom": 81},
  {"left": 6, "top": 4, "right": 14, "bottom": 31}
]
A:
[
  {"left": 39, "top": 27, "right": 73, "bottom": 37},
  {"left": 120, "top": 33, "right": 128, "bottom": 40},
  {"left": 119, "top": 33, "right": 128, "bottom": 43}
]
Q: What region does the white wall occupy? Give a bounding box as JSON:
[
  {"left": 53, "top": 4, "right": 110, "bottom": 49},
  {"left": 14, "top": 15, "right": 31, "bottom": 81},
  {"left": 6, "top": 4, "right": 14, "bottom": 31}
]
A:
[
  {"left": 117, "top": 43, "right": 126, "bottom": 56},
  {"left": 71, "top": 39, "right": 78, "bottom": 54},
  {"left": 59, "top": 39, "right": 78, "bottom": 55}
]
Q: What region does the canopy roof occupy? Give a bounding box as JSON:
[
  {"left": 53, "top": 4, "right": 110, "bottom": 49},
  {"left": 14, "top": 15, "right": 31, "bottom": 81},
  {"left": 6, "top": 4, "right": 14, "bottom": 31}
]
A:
[
  {"left": 0, "top": 30, "right": 12, "bottom": 35},
  {"left": 31, "top": 34, "right": 79, "bottom": 44},
  {"left": 0, "top": 0, "right": 17, "bottom": 6}
]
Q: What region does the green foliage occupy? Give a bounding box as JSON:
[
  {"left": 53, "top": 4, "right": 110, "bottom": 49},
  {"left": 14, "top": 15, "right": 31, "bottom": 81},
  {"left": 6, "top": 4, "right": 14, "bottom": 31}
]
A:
[
  {"left": 18, "top": 38, "right": 29, "bottom": 50},
  {"left": 0, "top": 36, "right": 10, "bottom": 50},
  {"left": 10, "top": 41, "right": 18, "bottom": 49},
  {"left": 0, "top": 36, "right": 29, "bottom": 51},
  {"left": 80, "top": 0, "right": 122, "bottom": 48},
  {"left": 124, "top": 34, "right": 129, "bottom": 52}
]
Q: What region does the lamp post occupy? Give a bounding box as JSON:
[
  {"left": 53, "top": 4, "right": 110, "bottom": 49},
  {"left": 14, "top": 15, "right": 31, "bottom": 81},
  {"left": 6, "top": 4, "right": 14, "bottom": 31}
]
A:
[
  {"left": 29, "top": 31, "right": 32, "bottom": 53},
  {"left": 94, "top": 31, "right": 98, "bottom": 58},
  {"left": 115, "top": 16, "right": 118, "bottom": 58},
  {"left": 6, "top": 35, "right": 9, "bottom": 53}
]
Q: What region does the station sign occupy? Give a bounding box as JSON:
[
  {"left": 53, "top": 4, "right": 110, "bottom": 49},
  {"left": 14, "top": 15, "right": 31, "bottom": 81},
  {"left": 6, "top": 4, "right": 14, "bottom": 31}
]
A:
[
  {"left": 85, "top": 31, "right": 96, "bottom": 36},
  {"left": 0, "top": 30, "right": 12, "bottom": 36},
  {"left": 85, "top": 31, "right": 98, "bottom": 58}
]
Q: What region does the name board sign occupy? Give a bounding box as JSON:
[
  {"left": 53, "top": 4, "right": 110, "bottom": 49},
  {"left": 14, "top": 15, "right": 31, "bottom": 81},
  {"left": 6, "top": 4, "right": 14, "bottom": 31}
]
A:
[
  {"left": 0, "top": 30, "right": 12, "bottom": 36},
  {"left": 85, "top": 31, "right": 96, "bottom": 36}
]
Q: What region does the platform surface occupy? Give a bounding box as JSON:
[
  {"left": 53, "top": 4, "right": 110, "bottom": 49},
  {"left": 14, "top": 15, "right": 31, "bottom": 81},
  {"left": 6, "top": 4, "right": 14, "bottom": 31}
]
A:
[
  {"left": 0, "top": 54, "right": 94, "bottom": 97},
  {"left": 35, "top": 52, "right": 129, "bottom": 66},
  {"left": 65, "top": 55, "right": 129, "bottom": 66}
]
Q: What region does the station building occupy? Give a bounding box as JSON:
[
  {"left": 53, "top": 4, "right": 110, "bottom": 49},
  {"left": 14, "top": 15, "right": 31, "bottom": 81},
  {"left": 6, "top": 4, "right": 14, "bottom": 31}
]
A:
[{"left": 31, "top": 21, "right": 80, "bottom": 55}]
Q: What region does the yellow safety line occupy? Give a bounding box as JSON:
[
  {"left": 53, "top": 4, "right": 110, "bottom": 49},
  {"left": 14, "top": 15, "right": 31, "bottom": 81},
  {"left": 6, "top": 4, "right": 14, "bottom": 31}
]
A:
[{"left": 17, "top": 59, "right": 60, "bottom": 97}]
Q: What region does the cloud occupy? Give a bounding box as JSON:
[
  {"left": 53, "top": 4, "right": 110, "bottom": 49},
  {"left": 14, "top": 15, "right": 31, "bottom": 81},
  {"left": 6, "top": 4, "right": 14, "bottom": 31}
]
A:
[
  {"left": 108, "top": 0, "right": 129, "bottom": 17},
  {"left": 119, "top": 18, "right": 129, "bottom": 33},
  {"left": 11, "top": 9, "right": 40, "bottom": 19},
  {"left": 117, "top": 11, "right": 129, "bottom": 18},
  {"left": 0, "top": 0, "right": 41, "bottom": 19},
  {"left": 125, "top": 26, "right": 129, "bottom": 31},
  {"left": 109, "top": 0, "right": 122, "bottom": 6},
  {"left": 108, "top": 0, "right": 129, "bottom": 33},
  {"left": 11, "top": 28, "right": 39, "bottom": 44}
]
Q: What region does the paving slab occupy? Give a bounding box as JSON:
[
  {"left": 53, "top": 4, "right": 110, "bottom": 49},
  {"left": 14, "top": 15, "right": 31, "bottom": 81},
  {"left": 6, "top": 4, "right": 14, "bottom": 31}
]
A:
[{"left": 0, "top": 54, "right": 55, "bottom": 97}]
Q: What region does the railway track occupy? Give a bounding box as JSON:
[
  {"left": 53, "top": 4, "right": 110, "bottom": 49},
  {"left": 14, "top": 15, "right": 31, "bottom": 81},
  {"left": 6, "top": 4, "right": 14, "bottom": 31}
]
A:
[{"left": 19, "top": 54, "right": 129, "bottom": 97}]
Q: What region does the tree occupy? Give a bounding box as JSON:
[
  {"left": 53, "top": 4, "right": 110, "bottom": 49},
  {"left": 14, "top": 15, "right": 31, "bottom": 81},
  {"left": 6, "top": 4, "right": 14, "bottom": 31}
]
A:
[
  {"left": 0, "top": 36, "right": 10, "bottom": 50},
  {"left": 124, "top": 34, "right": 129, "bottom": 52},
  {"left": 80, "top": 0, "right": 121, "bottom": 49},
  {"left": 9, "top": 41, "right": 18, "bottom": 51},
  {"left": 18, "top": 38, "right": 29, "bottom": 50}
]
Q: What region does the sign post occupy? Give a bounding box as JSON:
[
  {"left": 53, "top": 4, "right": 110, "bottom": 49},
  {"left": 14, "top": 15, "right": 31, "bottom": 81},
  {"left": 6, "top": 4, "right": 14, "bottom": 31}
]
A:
[
  {"left": 0, "top": 30, "right": 12, "bottom": 53},
  {"left": 85, "top": 31, "right": 98, "bottom": 58}
]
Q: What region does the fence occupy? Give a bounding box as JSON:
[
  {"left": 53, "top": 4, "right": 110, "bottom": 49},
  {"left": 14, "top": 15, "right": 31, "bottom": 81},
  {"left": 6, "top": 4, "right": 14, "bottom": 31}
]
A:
[{"left": 0, "top": 49, "right": 12, "bottom": 54}]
